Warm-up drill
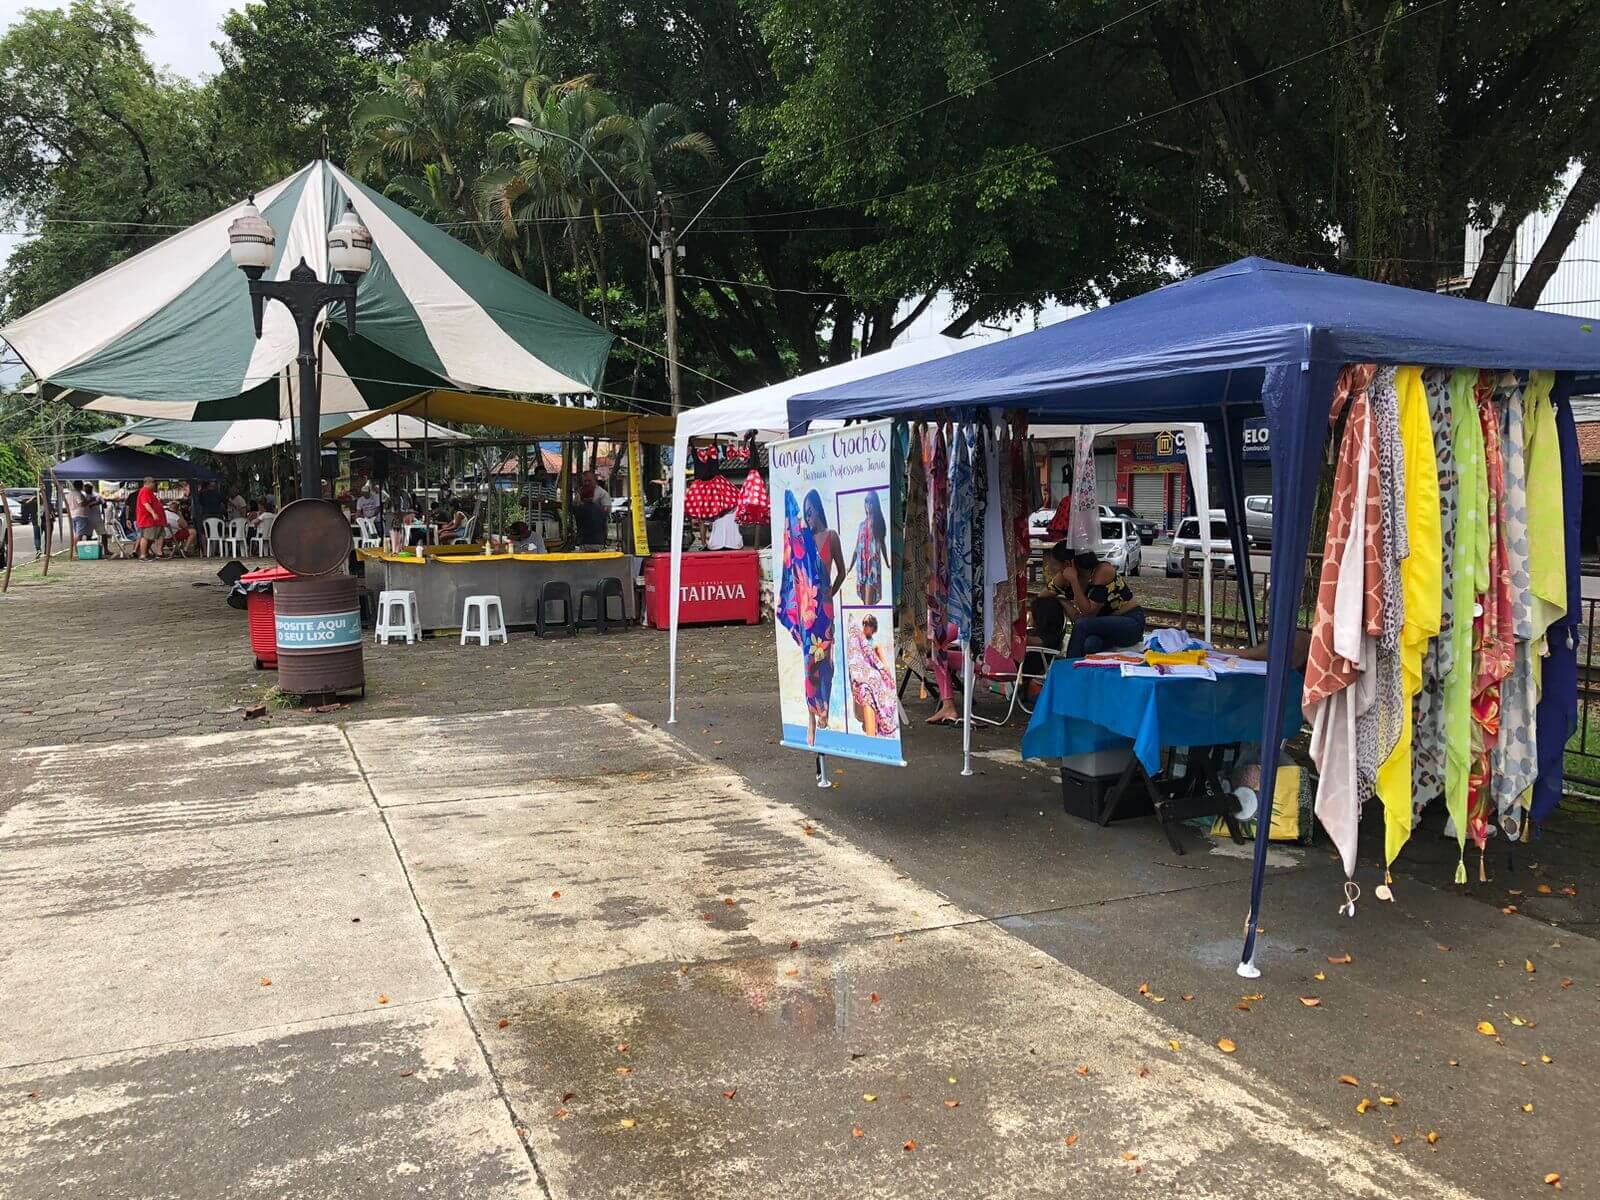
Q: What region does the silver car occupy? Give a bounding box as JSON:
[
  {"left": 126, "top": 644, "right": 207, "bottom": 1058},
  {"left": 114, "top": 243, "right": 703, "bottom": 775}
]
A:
[
  {"left": 1244, "top": 494, "right": 1272, "bottom": 547},
  {"left": 1165, "top": 513, "right": 1235, "bottom": 577},
  {"left": 1098, "top": 518, "right": 1142, "bottom": 575}
]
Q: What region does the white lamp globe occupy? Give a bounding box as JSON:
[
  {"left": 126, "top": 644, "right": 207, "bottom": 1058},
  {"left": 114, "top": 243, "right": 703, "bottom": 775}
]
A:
[
  {"left": 227, "top": 196, "right": 276, "bottom": 278},
  {"left": 328, "top": 207, "right": 373, "bottom": 279}
]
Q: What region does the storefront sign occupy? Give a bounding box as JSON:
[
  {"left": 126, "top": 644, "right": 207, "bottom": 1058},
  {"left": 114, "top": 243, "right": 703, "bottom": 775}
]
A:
[
  {"left": 1242, "top": 418, "right": 1270, "bottom": 460},
  {"left": 1117, "top": 433, "right": 1186, "bottom": 473},
  {"left": 768, "top": 419, "right": 904, "bottom": 766}
]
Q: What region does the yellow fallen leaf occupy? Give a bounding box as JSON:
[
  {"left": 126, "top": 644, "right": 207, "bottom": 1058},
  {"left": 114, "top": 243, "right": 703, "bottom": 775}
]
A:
[
  {"left": 948, "top": 1077, "right": 957, "bottom": 1084},
  {"left": 1241, "top": 992, "right": 1265, "bottom": 1002},
  {"left": 1356, "top": 1097, "right": 1372, "bottom": 1114},
  {"left": 618, "top": 1118, "right": 636, "bottom": 1128},
  {"left": 1427, "top": 1131, "right": 1439, "bottom": 1144},
  {"left": 615, "top": 1066, "right": 632, "bottom": 1075},
  {"left": 1122, "top": 1151, "right": 1137, "bottom": 1161},
  {"left": 862, "top": 1094, "right": 878, "bottom": 1103},
  {"left": 1300, "top": 997, "right": 1322, "bottom": 1008},
  {"left": 1526, "top": 960, "right": 1536, "bottom": 974},
  {"left": 1541, "top": 1054, "right": 1553, "bottom": 1064},
  {"left": 1217, "top": 1038, "right": 1237, "bottom": 1054},
  {"left": 1536, "top": 884, "right": 1553, "bottom": 895},
  {"left": 1379, "top": 1096, "right": 1398, "bottom": 1107},
  {"left": 1314, "top": 971, "right": 1327, "bottom": 981},
  {"left": 1149, "top": 995, "right": 1166, "bottom": 1003},
  {"left": 1338, "top": 1075, "right": 1360, "bottom": 1086},
  {"left": 377, "top": 994, "right": 389, "bottom": 1005},
  {"left": 1138, "top": 982, "right": 1150, "bottom": 996},
  {"left": 1511, "top": 1016, "right": 1527, "bottom": 1027},
  {"left": 1477, "top": 1020, "right": 1498, "bottom": 1036},
  {"left": 1544, "top": 1173, "right": 1561, "bottom": 1186},
  {"left": 1521, "top": 1101, "right": 1534, "bottom": 1113}
]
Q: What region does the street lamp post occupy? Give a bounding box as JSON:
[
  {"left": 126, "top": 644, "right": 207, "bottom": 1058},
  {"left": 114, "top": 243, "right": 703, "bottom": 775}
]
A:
[{"left": 227, "top": 198, "right": 372, "bottom": 498}]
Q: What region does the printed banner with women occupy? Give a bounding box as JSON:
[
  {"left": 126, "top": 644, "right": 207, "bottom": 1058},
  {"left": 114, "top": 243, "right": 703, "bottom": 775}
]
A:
[{"left": 769, "top": 419, "right": 905, "bottom": 766}]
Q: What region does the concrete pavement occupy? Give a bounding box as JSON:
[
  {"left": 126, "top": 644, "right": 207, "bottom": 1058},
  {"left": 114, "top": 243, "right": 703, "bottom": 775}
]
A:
[{"left": 0, "top": 703, "right": 1548, "bottom": 1199}]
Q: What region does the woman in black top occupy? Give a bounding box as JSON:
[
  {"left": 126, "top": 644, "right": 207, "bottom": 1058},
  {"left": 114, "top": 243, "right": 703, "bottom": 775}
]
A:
[{"left": 1057, "top": 548, "right": 1145, "bottom": 658}]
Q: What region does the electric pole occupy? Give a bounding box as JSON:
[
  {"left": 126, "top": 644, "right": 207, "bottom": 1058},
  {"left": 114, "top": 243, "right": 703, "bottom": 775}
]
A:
[{"left": 657, "top": 191, "right": 684, "bottom": 415}]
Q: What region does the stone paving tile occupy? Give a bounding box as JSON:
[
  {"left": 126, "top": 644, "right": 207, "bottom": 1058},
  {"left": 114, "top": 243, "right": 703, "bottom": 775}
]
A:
[{"left": 0, "top": 556, "right": 769, "bottom": 751}]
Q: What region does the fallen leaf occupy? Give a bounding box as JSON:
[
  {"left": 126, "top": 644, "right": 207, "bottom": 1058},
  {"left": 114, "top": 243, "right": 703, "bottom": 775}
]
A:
[
  {"left": 1122, "top": 1151, "right": 1137, "bottom": 1162},
  {"left": 1560, "top": 885, "right": 1577, "bottom": 897},
  {"left": 551, "top": 890, "right": 561, "bottom": 899},
  {"left": 1149, "top": 994, "right": 1166, "bottom": 1003},
  {"left": 789, "top": 940, "right": 799, "bottom": 950},
  {"left": 723, "top": 896, "right": 736, "bottom": 906},
  {"left": 1338, "top": 1075, "right": 1360, "bottom": 1086},
  {"left": 723, "top": 1089, "right": 737, "bottom": 1100},
  {"left": 1241, "top": 993, "right": 1264, "bottom": 1002},
  {"left": 377, "top": 994, "right": 389, "bottom": 1005},
  {"left": 618, "top": 1118, "right": 637, "bottom": 1129},
  {"left": 1235, "top": 1003, "right": 1253, "bottom": 1012},
  {"left": 1437, "top": 944, "right": 1452, "bottom": 952},
  {"left": 1356, "top": 1097, "right": 1372, "bottom": 1114},
  {"left": 1379, "top": 1096, "right": 1398, "bottom": 1107},
  {"left": 785, "top": 968, "right": 799, "bottom": 977},
  {"left": 701, "top": 914, "right": 713, "bottom": 921},
  {"left": 561, "top": 1091, "right": 576, "bottom": 1102},
  {"left": 1504, "top": 906, "right": 1519, "bottom": 915},
  {"left": 617, "top": 1044, "right": 629, "bottom": 1053},
  {"left": 1392, "top": 1134, "right": 1404, "bottom": 1146},
  {"left": 1508, "top": 889, "right": 1523, "bottom": 897},
  {"left": 1523, "top": 1102, "right": 1536, "bottom": 1113},
  {"left": 554, "top": 1108, "right": 568, "bottom": 1119},
  {"left": 862, "top": 1094, "right": 878, "bottom": 1103},
  {"left": 260, "top": 977, "right": 272, "bottom": 987},
  {"left": 802, "top": 825, "right": 815, "bottom": 836},
  {"left": 1537, "top": 884, "right": 1553, "bottom": 895},
  {"left": 1182, "top": 994, "right": 1195, "bottom": 1002},
  {"left": 1065, "top": 1133, "right": 1079, "bottom": 1146},
  {"left": 1477, "top": 1021, "right": 1498, "bottom": 1036},
  {"left": 1511, "top": 1016, "right": 1527, "bottom": 1027},
  {"left": 948, "top": 1077, "right": 957, "bottom": 1084},
  {"left": 1328, "top": 953, "right": 1353, "bottom": 965},
  {"left": 944, "top": 1099, "right": 960, "bottom": 1109},
  {"left": 1561, "top": 978, "right": 1573, "bottom": 989},
  {"left": 398, "top": 1070, "right": 414, "bottom": 1078},
  {"left": 1137, "top": 1065, "right": 1151, "bottom": 1078},
  {"left": 1168, "top": 1040, "right": 1181, "bottom": 1052},
  {"left": 1545, "top": 1173, "right": 1562, "bottom": 1186},
  {"left": 1448, "top": 1059, "right": 1459, "bottom": 1067},
  {"left": 1541, "top": 1054, "right": 1553, "bottom": 1064},
  {"left": 1314, "top": 971, "right": 1327, "bottom": 981},
  {"left": 851, "top": 1126, "right": 864, "bottom": 1138},
  {"left": 1217, "top": 1038, "right": 1237, "bottom": 1054},
  {"left": 1138, "top": 982, "right": 1151, "bottom": 996},
  {"left": 1299, "top": 997, "right": 1322, "bottom": 1008},
  {"left": 893, "top": 934, "right": 905, "bottom": 943},
  {"left": 869, "top": 993, "right": 880, "bottom": 1004},
  {"left": 1075, "top": 1065, "right": 1089, "bottom": 1076},
  {"left": 903, "top": 1140, "right": 917, "bottom": 1152},
  {"left": 1425, "top": 1131, "right": 1440, "bottom": 1145},
  {"left": 616, "top": 1066, "right": 632, "bottom": 1075},
  {"left": 498, "top": 1018, "right": 509, "bottom": 1029}
]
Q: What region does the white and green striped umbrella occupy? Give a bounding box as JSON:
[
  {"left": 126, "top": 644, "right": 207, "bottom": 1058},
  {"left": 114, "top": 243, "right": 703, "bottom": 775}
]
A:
[
  {"left": 92, "top": 413, "right": 469, "bottom": 454},
  {"left": 1, "top": 160, "right": 612, "bottom": 414}
]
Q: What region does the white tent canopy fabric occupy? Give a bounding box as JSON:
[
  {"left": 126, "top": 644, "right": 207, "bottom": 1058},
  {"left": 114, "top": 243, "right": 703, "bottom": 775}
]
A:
[{"left": 668, "top": 336, "right": 969, "bottom": 722}]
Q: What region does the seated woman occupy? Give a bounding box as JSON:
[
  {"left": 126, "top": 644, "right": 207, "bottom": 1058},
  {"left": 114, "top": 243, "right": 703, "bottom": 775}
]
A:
[
  {"left": 1057, "top": 548, "right": 1145, "bottom": 658},
  {"left": 434, "top": 506, "right": 468, "bottom": 543}
]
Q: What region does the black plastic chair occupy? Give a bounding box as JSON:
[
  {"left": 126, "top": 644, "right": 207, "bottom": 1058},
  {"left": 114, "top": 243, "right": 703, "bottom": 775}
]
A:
[
  {"left": 537, "top": 580, "right": 576, "bottom": 637},
  {"left": 578, "top": 576, "right": 626, "bottom": 633}
]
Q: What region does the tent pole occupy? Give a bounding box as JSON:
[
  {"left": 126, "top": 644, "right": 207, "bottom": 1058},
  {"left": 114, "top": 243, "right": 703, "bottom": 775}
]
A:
[
  {"left": 2, "top": 486, "right": 13, "bottom": 593},
  {"left": 961, "top": 652, "right": 974, "bottom": 776},
  {"left": 667, "top": 426, "right": 690, "bottom": 723},
  {"left": 40, "top": 472, "right": 54, "bottom": 578}
]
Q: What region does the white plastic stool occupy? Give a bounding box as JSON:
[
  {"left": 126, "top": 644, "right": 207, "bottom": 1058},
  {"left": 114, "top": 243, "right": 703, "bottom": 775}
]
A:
[
  {"left": 460, "top": 594, "right": 507, "bottom": 646},
  {"left": 375, "top": 590, "right": 421, "bottom": 645}
]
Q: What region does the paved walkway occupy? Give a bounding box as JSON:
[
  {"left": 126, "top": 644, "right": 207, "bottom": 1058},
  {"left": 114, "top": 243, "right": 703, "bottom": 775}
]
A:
[{"left": 1, "top": 706, "right": 1503, "bottom": 1199}]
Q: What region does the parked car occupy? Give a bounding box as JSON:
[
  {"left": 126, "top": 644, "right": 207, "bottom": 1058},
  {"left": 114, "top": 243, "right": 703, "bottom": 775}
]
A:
[
  {"left": 1244, "top": 494, "right": 1272, "bottom": 546},
  {"left": 1165, "top": 512, "right": 1236, "bottom": 577},
  {"left": 1104, "top": 503, "right": 1158, "bottom": 544},
  {"left": 1097, "top": 518, "right": 1142, "bottom": 575}
]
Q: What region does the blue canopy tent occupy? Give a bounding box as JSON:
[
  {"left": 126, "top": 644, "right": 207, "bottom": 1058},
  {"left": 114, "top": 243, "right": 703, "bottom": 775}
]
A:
[
  {"left": 791, "top": 257, "right": 1600, "bottom": 976},
  {"left": 50, "top": 446, "right": 217, "bottom": 482}
]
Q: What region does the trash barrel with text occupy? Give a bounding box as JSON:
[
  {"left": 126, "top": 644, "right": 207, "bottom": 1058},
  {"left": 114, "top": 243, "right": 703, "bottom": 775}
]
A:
[{"left": 273, "top": 573, "right": 365, "bottom": 697}]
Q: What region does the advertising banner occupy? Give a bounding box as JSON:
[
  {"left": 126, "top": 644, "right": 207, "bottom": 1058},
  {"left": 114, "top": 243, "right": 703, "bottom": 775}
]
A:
[{"left": 769, "top": 419, "right": 904, "bottom": 766}]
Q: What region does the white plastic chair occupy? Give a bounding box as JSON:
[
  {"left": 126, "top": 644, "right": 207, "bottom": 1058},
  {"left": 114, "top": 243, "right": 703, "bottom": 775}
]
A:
[
  {"left": 203, "top": 517, "right": 226, "bottom": 557},
  {"left": 460, "top": 594, "right": 507, "bottom": 646},
  {"left": 458, "top": 515, "right": 478, "bottom": 545},
  {"left": 250, "top": 513, "right": 275, "bottom": 556},
  {"left": 375, "top": 590, "right": 422, "bottom": 645},
  {"left": 223, "top": 518, "right": 249, "bottom": 558},
  {"left": 355, "top": 517, "right": 382, "bottom": 549}
]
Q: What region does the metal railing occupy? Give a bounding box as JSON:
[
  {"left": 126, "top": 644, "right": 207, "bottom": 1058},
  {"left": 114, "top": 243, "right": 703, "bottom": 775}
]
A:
[{"left": 1565, "top": 595, "right": 1600, "bottom": 794}]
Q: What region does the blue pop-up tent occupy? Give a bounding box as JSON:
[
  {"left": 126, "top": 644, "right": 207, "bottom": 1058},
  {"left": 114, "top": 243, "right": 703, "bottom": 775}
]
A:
[
  {"left": 791, "top": 257, "right": 1600, "bottom": 975},
  {"left": 51, "top": 445, "right": 217, "bottom": 482}
]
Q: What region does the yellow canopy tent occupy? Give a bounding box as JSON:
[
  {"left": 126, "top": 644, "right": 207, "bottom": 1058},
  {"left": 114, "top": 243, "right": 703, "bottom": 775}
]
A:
[{"left": 322, "top": 390, "right": 672, "bottom": 549}]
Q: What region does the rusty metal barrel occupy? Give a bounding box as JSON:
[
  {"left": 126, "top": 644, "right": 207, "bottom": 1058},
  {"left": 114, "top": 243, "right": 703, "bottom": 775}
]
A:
[{"left": 273, "top": 574, "right": 365, "bottom": 697}]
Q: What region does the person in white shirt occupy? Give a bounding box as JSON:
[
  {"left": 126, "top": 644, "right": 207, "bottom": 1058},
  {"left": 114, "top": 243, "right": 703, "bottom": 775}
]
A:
[{"left": 581, "top": 470, "right": 612, "bottom": 514}]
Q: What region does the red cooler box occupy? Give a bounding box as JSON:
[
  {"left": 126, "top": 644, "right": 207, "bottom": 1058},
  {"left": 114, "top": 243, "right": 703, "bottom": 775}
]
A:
[{"left": 644, "top": 551, "right": 761, "bottom": 628}]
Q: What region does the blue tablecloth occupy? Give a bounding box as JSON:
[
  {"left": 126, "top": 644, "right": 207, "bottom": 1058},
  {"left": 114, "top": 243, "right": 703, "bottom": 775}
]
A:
[{"left": 1021, "top": 661, "right": 1306, "bottom": 775}]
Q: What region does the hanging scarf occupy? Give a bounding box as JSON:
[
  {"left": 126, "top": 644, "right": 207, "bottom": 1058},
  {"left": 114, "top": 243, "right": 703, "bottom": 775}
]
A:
[
  {"left": 777, "top": 490, "right": 834, "bottom": 717},
  {"left": 1305, "top": 364, "right": 1379, "bottom": 882},
  {"left": 927, "top": 425, "right": 951, "bottom": 682},
  {"left": 1492, "top": 377, "right": 1537, "bottom": 841},
  {"left": 1011, "top": 415, "right": 1032, "bottom": 651},
  {"left": 988, "top": 418, "right": 1022, "bottom": 661},
  {"left": 1413, "top": 368, "right": 1459, "bottom": 817},
  {"left": 1375, "top": 365, "right": 1440, "bottom": 875},
  {"left": 1531, "top": 391, "right": 1580, "bottom": 827},
  {"left": 1441, "top": 368, "right": 1487, "bottom": 882},
  {"left": 896, "top": 424, "right": 929, "bottom": 680},
  {"left": 1355, "top": 367, "right": 1407, "bottom": 816},
  {"left": 968, "top": 421, "right": 989, "bottom": 656},
  {"left": 1468, "top": 373, "right": 1516, "bottom": 857},
  {"left": 947, "top": 424, "right": 975, "bottom": 644},
  {"left": 1523, "top": 372, "right": 1565, "bottom": 645},
  {"left": 1067, "top": 426, "right": 1099, "bottom": 550}
]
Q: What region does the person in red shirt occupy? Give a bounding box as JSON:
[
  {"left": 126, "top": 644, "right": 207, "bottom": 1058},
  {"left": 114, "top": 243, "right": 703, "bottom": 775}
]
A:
[{"left": 134, "top": 476, "right": 167, "bottom": 560}]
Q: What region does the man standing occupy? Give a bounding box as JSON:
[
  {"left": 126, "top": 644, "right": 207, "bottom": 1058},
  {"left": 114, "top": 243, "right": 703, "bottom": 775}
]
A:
[
  {"left": 62, "top": 481, "right": 90, "bottom": 558},
  {"left": 581, "top": 469, "right": 612, "bottom": 514},
  {"left": 134, "top": 477, "right": 166, "bottom": 559}
]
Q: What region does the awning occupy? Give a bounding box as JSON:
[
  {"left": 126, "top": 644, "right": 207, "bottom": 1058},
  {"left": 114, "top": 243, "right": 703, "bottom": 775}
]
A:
[
  {"left": 91, "top": 413, "right": 469, "bottom": 454},
  {"left": 323, "top": 390, "right": 677, "bottom": 444}
]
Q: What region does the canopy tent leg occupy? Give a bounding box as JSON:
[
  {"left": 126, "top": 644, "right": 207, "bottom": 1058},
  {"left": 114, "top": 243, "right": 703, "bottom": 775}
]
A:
[
  {"left": 1239, "top": 360, "right": 1338, "bottom": 975},
  {"left": 667, "top": 427, "right": 690, "bottom": 723},
  {"left": 961, "top": 652, "right": 974, "bottom": 776},
  {"left": 1207, "top": 405, "right": 1258, "bottom": 645},
  {"left": 815, "top": 754, "right": 831, "bottom": 789}
]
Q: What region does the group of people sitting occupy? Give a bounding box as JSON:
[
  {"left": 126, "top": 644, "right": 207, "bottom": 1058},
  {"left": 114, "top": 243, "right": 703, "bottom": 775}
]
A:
[{"left": 50, "top": 478, "right": 270, "bottom": 560}]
